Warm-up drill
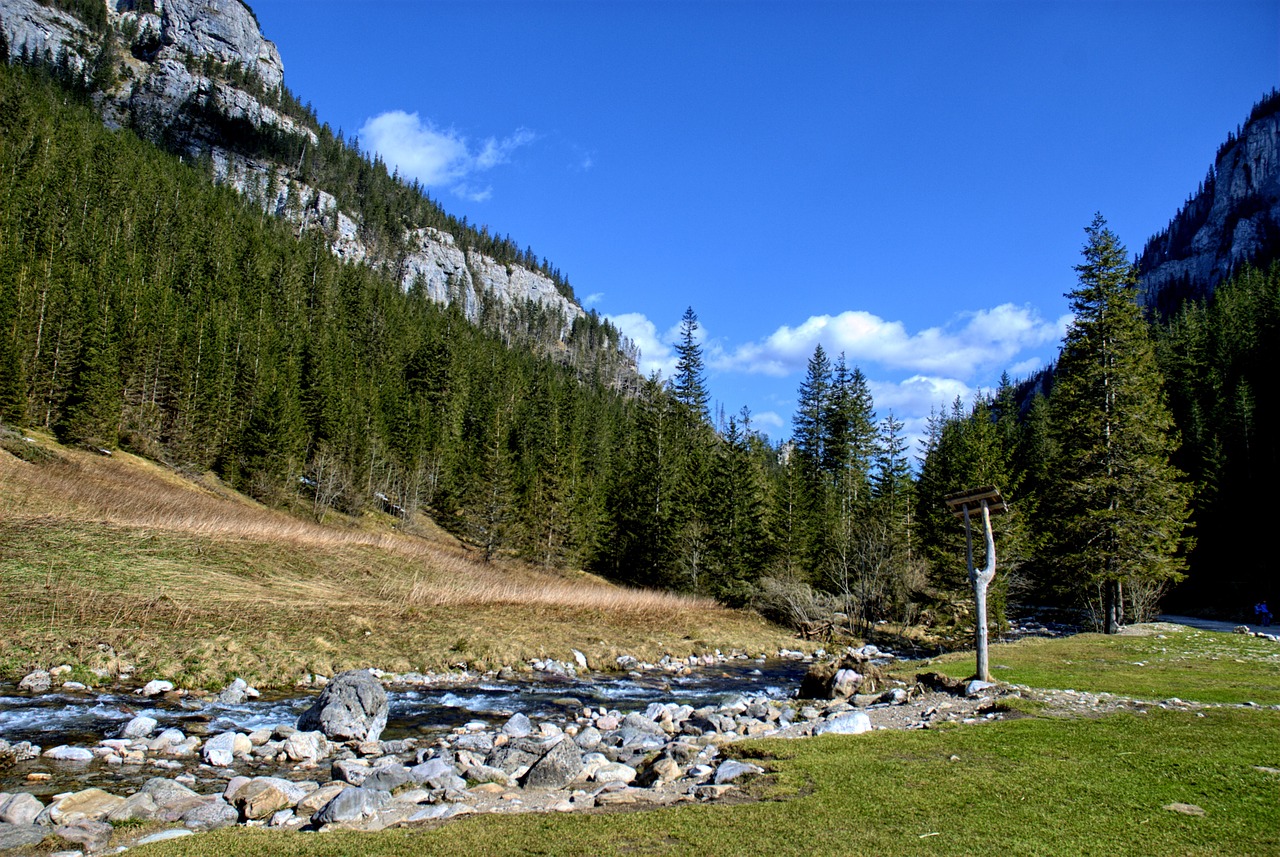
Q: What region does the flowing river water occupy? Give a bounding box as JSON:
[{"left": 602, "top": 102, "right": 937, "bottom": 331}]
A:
[{"left": 0, "top": 659, "right": 810, "bottom": 797}]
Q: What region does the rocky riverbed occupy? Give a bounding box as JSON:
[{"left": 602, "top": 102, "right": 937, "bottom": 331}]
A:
[
  {"left": 0, "top": 645, "right": 979, "bottom": 854},
  {"left": 6, "top": 624, "right": 1265, "bottom": 855}
]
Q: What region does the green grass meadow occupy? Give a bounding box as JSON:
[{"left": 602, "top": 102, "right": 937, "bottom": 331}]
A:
[{"left": 135, "top": 708, "right": 1280, "bottom": 857}]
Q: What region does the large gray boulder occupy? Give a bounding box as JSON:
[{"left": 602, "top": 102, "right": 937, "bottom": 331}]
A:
[
  {"left": 297, "top": 670, "right": 388, "bottom": 743},
  {"left": 0, "top": 823, "right": 48, "bottom": 852},
  {"left": 520, "top": 738, "right": 584, "bottom": 790},
  {"left": 813, "top": 711, "right": 872, "bottom": 736},
  {"left": 0, "top": 794, "right": 43, "bottom": 826},
  {"left": 313, "top": 786, "right": 390, "bottom": 825}
]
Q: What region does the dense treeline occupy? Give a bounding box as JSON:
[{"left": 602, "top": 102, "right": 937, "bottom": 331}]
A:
[
  {"left": 2, "top": 57, "right": 1272, "bottom": 634},
  {"left": 0, "top": 64, "right": 626, "bottom": 568},
  {"left": 1156, "top": 262, "right": 1280, "bottom": 609}
]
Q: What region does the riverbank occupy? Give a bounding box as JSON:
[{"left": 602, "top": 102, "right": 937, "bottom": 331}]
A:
[
  {"left": 122, "top": 622, "right": 1278, "bottom": 857},
  {"left": 0, "top": 439, "right": 806, "bottom": 690}
]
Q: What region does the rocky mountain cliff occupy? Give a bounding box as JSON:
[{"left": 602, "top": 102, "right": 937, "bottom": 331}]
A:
[
  {"left": 0, "top": 0, "right": 594, "bottom": 336},
  {"left": 1137, "top": 90, "right": 1280, "bottom": 316}
]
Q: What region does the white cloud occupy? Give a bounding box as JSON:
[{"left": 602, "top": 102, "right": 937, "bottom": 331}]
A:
[
  {"left": 358, "top": 111, "right": 535, "bottom": 200},
  {"left": 867, "top": 376, "right": 984, "bottom": 459},
  {"left": 606, "top": 312, "right": 677, "bottom": 378},
  {"left": 583, "top": 292, "right": 605, "bottom": 307},
  {"left": 751, "top": 410, "right": 785, "bottom": 431},
  {"left": 606, "top": 311, "right": 724, "bottom": 380},
  {"left": 715, "top": 303, "right": 1064, "bottom": 379},
  {"left": 1008, "top": 357, "right": 1043, "bottom": 377},
  {"left": 869, "top": 375, "right": 977, "bottom": 418}
]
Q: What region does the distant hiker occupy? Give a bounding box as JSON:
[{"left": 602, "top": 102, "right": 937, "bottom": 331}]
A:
[{"left": 1256, "top": 601, "right": 1272, "bottom": 627}]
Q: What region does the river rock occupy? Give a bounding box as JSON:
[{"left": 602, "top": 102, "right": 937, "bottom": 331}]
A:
[
  {"left": 38, "top": 788, "right": 125, "bottom": 825},
  {"left": 813, "top": 711, "right": 873, "bottom": 736},
  {"left": 313, "top": 786, "right": 391, "bottom": 825},
  {"left": 297, "top": 669, "right": 388, "bottom": 743},
  {"left": 647, "top": 755, "right": 683, "bottom": 784},
  {"left": 202, "top": 731, "right": 247, "bottom": 767},
  {"left": 454, "top": 731, "right": 494, "bottom": 753},
  {"left": 296, "top": 783, "right": 346, "bottom": 816},
  {"left": 966, "top": 679, "right": 996, "bottom": 697},
  {"left": 17, "top": 670, "right": 51, "bottom": 693},
  {"left": 53, "top": 818, "right": 112, "bottom": 853},
  {"left": 574, "top": 726, "right": 603, "bottom": 750},
  {"left": 235, "top": 777, "right": 307, "bottom": 820},
  {"left": 362, "top": 763, "right": 412, "bottom": 792},
  {"left": 0, "top": 823, "right": 49, "bottom": 851},
  {"left": 714, "top": 760, "right": 763, "bottom": 784},
  {"left": 502, "top": 712, "right": 533, "bottom": 738},
  {"left": 487, "top": 738, "right": 551, "bottom": 777},
  {"left": 593, "top": 762, "right": 638, "bottom": 784},
  {"left": 831, "top": 668, "right": 864, "bottom": 698},
  {"left": 283, "top": 730, "right": 330, "bottom": 763},
  {"left": 408, "top": 758, "right": 453, "bottom": 782},
  {"left": 460, "top": 762, "right": 512, "bottom": 786},
  {"left": 106, "top": 791, "right": 159, "bottom": 823},
  {"left": 0, "top": 793, "right": 43, "bottom": 825},
  {"left": 141, "top": 776, "right": 201, "bottom": 814},
  {"left": 148, "top": 728, "right": 186, "bottom": 752},
  {"left": 332, "top": 759, "right": 370, "bottom": 785},
  {"left": 622, "top": 712, "right": 666, "bottom": 734},
  {"left": 520, "top": 738, "right": 584, "bottom": 789},
  {"left": 42, "top": 745, "right": 94, "bottom": 762},
  {"left": 215, "top": 678, "right": 249, "bottom": 704},
  {"left": 140, "top": 679, "right": 175, "bottom": 697},
  {"left": 120, "top": 715, "right": 158, "bottom": 739},
  {"left": 182, "top": 797, "right": 239, "bottom": 830}
]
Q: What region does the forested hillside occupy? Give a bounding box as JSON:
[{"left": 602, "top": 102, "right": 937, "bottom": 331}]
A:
[{"left": 0, "top": 64, "right": 633, "bottom": 570}]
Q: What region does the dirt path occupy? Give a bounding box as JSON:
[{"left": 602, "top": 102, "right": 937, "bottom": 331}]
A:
[{"left": 1157, "top": 614, "right": 1251, "bottom": 633}]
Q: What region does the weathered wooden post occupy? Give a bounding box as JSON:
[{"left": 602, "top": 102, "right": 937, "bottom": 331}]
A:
[{"left": 944, "top": 486, "right": 1008, "bottom": 682}]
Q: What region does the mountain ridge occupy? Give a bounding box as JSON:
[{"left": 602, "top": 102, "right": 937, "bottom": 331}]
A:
[
  {"left": 0, "top": 0, "right": 619, "bottom": 352},
  {"left": 1137, "top": 89, "right": 1280, "bottom": 315}
]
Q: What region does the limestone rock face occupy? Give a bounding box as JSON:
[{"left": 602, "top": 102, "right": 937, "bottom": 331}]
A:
[
  {"left": 297, "top": 670, "right": 388, "bottom": 744},
  {"left": 160, "top": 0, "right": 284, "bottom": 90},
  {"left": 1139, "top": 103, "right": 1280, "bottom": 313},
  {"left": 0, "top": 0, "right": 95, "bottom": 72},
  {"left": 0, "top": 0, "right": 601, "bottom": 343}
]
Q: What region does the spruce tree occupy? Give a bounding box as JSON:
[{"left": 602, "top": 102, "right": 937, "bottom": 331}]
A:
[
  {"left": 0, "top": 279, "right": 25, "bottom": 425},
  {"left": 1047, "top": 215, "right": 1192, "bottom": 632},
  {"left": 671, "top": 306, "right": 709, "bottom": 419},
  {"left": 55, "top": 306, "right": 120, "bottom": 447}
]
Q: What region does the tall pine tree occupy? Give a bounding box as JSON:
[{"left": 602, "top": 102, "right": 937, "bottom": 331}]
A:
[{"left": 1047, "top": 215, "right": 1192, "bottom": 632}]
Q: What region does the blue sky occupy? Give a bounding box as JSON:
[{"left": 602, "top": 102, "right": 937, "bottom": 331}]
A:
[{"left": 249, "top": 0, "right": 1278, "bottom": 448}]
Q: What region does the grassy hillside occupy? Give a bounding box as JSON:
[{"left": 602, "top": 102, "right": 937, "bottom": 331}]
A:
[{"left": 0, "top": 432, "right": 800, "bottom": 688}]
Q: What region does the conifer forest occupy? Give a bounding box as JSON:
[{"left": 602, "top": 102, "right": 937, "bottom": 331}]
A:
[{"left": 1, "top": 55, "right": 1277, "bottom": 634}]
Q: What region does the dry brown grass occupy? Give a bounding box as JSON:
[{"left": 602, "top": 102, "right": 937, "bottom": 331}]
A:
[{"left": 0, "top": 435, "right": 795, "bottom": 687}]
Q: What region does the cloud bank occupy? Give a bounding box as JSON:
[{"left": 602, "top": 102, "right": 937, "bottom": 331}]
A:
[
  {"left": 609, "top": 302, "right": 1068, "bottom": 451},
  {"left": 359, "top": 111, "right": 535, "bottom": 201},
  {"left": 714, "top": 304, "right": 1069, "bottom": 378}
]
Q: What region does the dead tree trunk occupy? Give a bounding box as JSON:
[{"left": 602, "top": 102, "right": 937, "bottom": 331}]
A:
[{"left": 964, "top": 501, "right": 997, "bottom": 682}]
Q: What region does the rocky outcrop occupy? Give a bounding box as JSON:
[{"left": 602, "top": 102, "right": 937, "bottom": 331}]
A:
[
  {"left": 0, "top": 0, "right": 593, "bottom": 332},
  {"left": 159, "top": 0, "right": 282, "bottom": 90},
  {"left": 0, "top": 0, "right": 96, "bottom": 71},
  {"left": 1138, "top": 92, "right": 1280, "bottom": 315}
]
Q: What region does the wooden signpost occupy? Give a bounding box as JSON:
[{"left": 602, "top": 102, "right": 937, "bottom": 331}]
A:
[{"left": 944, "top": 486, "right": 1008, "bottom": 682}]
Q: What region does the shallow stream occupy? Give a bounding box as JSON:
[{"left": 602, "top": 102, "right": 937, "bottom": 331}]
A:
[{"left": 0, "top": 659, "right": 809, "bottom": 796}]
